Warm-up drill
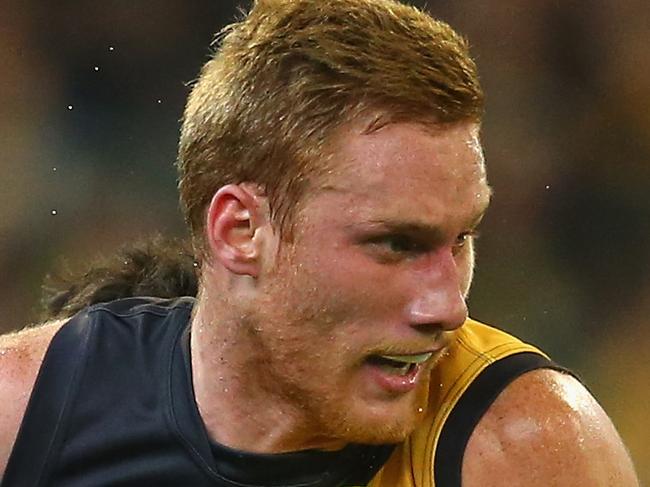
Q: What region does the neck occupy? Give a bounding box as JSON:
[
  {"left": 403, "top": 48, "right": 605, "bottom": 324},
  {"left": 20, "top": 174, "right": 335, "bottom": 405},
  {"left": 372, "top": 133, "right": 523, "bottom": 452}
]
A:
[{"left": 189, "top": 295, "right": 346, "bottom": 454}]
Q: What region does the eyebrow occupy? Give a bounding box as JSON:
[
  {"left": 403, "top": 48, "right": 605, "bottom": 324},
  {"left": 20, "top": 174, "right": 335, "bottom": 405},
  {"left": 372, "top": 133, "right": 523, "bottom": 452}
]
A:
[{"left": 361, "top": 198, "right": 491, "bottom": 238}]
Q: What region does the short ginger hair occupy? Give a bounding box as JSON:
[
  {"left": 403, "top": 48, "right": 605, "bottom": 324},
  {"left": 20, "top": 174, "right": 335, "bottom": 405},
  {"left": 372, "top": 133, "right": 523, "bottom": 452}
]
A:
[{"left": 177, "top": 0, "right": 484, "bottom": 259}]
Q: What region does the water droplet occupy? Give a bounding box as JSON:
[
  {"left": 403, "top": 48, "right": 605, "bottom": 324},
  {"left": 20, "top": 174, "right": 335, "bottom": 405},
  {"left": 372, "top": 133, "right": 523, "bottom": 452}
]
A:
[
  {"left": 94, "top": 66, "right": 100, "bottom": 72},
  {"left": 51, "top": 209, "right": 57, "bottom": 215},
  {"left": 52, "top": 167, "right": 57, "bottom": 172},
  {"left": 156, "top": 99, "right": 162, "bottom": 104},
  {"left": 108, "top": 46, "right": 115, "bottom": 51},
  {"left": 545, "top": 185, "right": 550, "bottom": 190},
  {"left": 223, "top": 387, "right": 229, "bottom": 393},
  {"left": 67, "top": 105, "right": 73, "bottom": 110},
  {"left": 417, "top": 407, "right": 424, "bottom": 413},
  {"left": 0, "top": 350, "right": 6, "bottom": 356},
  {"left": 193, "top": 261, "right": 199, "bottom": 268}
]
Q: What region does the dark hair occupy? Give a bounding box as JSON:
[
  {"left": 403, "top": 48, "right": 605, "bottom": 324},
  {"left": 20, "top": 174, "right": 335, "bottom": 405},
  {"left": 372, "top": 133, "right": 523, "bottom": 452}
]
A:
[{"left": 41, "top": 235, "right": 198, "bottom": 320}]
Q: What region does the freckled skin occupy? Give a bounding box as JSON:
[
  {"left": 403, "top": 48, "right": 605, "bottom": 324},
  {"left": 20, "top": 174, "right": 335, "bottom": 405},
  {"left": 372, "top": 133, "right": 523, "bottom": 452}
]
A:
[
  {"left": 190, "top": 115, "right": 640, "bottom": 485},
  {"left": 0, "top": 120, "right": 639, "bottom": 485},
  {"left": 192, "top": 120, "right": 492, "bottom": 452},
  {"left": 0, "top": 321, "right": 65, "bottom": 474},
  {"left": 463, "top": 369, "right": 640, "bottom": 486}
]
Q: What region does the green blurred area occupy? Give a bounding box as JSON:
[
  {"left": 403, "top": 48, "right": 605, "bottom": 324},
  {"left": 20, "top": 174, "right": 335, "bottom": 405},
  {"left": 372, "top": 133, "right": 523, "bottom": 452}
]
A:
[{"left": 1, "top": 0, "right": 648, "bottom": 481}]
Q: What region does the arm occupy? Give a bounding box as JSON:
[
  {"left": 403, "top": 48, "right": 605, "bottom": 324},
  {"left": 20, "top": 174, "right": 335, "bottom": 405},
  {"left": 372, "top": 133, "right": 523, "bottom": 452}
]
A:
[
  {"left": 462, "top": 369, "right": 639, "bottom": 487},
  {"left": 0, "top": 321, "right": 65, "bottom": 475},
  {"left": 1, "top": 237, "right": 194, "bottom": 474}
]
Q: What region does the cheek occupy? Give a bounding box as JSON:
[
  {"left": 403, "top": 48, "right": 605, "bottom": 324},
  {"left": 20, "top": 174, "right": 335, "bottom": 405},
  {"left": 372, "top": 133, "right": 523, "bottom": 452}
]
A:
[{"left": 285, "top": 247, "right": 406, "bottom": 327}]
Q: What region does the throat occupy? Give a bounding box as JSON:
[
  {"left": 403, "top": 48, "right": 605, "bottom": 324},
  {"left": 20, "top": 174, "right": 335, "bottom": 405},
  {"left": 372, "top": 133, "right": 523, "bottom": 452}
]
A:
[{"left": 190, "top": 333, "right": 340, "bottom": 454}]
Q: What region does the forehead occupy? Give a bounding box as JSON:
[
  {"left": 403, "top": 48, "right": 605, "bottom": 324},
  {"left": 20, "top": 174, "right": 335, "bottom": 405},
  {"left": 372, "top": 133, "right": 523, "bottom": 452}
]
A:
[{"left": 313, "top": 120, "right": 490, "bottom": 223}]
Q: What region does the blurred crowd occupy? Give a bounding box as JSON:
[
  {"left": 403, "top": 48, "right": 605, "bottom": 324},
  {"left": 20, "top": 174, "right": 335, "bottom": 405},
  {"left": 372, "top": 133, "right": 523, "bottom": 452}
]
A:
[{"left": 1, "top": 0, "right": 648, "bottom": 480}]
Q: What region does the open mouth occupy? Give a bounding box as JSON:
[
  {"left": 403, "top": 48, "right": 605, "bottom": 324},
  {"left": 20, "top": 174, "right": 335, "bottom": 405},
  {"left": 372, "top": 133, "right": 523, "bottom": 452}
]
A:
[{"left": 365, "top": 352, "right": 433, "bottom": 376}]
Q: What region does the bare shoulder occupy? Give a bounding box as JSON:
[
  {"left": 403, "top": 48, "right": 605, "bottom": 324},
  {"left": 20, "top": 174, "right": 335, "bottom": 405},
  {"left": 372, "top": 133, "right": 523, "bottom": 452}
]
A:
[
  {"left": 0, "top": 321, "right": 66, "bottom": 474},
  {"left": 462, "top": 368, "right": 639, "bottom": 487}
]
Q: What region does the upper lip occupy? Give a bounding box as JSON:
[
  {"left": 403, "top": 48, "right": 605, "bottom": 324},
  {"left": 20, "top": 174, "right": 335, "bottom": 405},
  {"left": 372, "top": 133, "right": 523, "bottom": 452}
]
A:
[
  {"left": 370, "top": 333, "right": 454, "bottom": 363},
  {"left": 376, "top": 351, "right": 434, "bottom": 364}
]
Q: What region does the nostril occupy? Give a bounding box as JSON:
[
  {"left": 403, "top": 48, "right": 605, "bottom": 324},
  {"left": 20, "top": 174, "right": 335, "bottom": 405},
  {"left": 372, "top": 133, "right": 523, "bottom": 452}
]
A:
[
  {"left": 445, "top": 304, "right": 468, "bottom": 331},
  {"left": 410, "top": 322, "right": 444, "bottom": 336}
]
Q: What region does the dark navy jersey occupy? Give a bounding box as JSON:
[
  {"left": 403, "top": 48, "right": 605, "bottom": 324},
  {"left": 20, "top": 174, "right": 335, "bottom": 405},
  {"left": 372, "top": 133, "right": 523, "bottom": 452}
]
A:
[{"left": 3, "top": 297, "right": 393, "bottom": 487}]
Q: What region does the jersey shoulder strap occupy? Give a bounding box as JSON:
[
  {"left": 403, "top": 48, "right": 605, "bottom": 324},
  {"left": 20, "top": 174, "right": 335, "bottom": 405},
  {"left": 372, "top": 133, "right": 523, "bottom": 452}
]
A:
[
  {"left": 3, "top": 310, "right": 94, "bottom": 486},
  {"left": 3, "top": 297, "right": 193, "bottom": 487},
  {"left": 369, "top": 319, "right": 564, "bottom": 487}
]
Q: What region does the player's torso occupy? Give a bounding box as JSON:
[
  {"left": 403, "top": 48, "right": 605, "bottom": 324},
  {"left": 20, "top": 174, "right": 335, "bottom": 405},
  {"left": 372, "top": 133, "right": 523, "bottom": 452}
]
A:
[{"left": 4, "top": 300, "right": 551, "bottom": 487}]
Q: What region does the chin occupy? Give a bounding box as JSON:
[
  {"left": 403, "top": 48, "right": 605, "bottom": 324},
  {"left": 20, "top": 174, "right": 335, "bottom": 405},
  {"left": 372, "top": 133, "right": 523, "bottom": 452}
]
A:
[
  {"left": 323, "top": 392, "right": 428, "bottom": 446},
  {"left": 344, "top": 408, "right": 423, "bottom": 445}
]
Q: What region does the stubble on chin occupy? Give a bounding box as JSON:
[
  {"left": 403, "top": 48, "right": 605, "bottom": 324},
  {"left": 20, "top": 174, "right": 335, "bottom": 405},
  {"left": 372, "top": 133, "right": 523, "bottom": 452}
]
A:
[{"left": 341, "top": 349, "right": 453, "bottom": 445}]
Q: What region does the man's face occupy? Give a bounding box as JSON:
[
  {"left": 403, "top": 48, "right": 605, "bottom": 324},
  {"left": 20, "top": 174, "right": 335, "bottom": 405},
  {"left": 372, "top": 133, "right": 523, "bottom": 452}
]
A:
[{"left": 251, "top": 119, "right": 491, "bottom": 447}]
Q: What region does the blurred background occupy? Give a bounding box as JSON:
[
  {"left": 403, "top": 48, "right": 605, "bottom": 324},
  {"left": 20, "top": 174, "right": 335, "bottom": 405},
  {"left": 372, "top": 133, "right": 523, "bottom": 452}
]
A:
[{"left": 1, "top": 0, "right": 648, "bottom": 481}]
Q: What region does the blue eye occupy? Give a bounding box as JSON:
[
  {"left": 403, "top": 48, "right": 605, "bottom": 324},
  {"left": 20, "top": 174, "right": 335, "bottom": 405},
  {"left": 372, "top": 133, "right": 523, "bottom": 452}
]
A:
[
  {"left": 455, "top": 233, "right": 470, "bottom": 247},
  {"left": 456, "top": 230, "right": 480, "bottom": 246},
  {"left": 452, "top": 230, "right": 480, "bottom": 255}
]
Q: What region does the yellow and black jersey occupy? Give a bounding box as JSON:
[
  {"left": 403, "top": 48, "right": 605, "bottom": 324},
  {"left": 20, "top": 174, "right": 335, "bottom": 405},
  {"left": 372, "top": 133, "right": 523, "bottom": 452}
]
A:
[
  {"left": 4, "top": 299, "right": 557, "bottom": 487},
  {"left": 369, "top": 319, "right": 556, "bottom": 487}
]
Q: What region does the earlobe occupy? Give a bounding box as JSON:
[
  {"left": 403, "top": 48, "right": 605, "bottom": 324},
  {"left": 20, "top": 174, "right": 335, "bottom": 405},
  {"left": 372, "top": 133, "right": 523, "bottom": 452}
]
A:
[{"left": 205, "top": 184, "right": 265, "bottom": 277}]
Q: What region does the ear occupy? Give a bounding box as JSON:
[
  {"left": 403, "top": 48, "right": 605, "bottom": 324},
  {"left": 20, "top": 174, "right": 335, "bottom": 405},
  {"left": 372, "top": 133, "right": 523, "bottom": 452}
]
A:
[{"left": 205, "top": 184, "right": 267, "bottom": 277}]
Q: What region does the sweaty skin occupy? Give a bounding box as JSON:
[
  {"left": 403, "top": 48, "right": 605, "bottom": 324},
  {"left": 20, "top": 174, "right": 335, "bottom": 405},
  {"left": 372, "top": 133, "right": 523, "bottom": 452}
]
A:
[
  {"left": 463, "top": 369, "right": 640, "bottom": 486},
  {"left": 0, "top": 321, "right": 65, "bottom": 474},
  {"left": 0, "top": 120, "right": 640, "bottom": 485},
  {"left": 191, "top": 119, "right": 492, "bottom": 453}
]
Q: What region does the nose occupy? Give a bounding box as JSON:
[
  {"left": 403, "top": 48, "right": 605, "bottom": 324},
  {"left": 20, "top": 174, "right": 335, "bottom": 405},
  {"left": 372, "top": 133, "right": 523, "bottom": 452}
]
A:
[{"left": 407, "top": 248, "right": 468, "bottom": 332}]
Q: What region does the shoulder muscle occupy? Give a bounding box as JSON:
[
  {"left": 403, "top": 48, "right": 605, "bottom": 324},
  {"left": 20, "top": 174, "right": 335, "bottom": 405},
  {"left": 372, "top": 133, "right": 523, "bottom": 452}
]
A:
[
  {"left": 0, "top": 321, "right": 66, "bottom": 474},
  {"left": 462, "top": 368, "right": 639, "bottom": 487}
]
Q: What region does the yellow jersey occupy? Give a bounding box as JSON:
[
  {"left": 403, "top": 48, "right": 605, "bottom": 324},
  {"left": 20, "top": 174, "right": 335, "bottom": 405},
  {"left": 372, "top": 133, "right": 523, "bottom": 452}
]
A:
[{"left": 368, "top": 318, "right": 552, "bottom": 487}]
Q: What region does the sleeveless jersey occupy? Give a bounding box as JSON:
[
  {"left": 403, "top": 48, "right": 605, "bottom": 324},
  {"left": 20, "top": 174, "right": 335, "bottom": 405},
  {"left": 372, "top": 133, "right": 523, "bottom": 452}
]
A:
[
  {"left": 3, "top": 298, "right": 556, "bottom": 487},
  {"left": 368, "top": 319, "right": 555, "bottom": 487}
]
